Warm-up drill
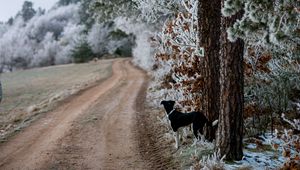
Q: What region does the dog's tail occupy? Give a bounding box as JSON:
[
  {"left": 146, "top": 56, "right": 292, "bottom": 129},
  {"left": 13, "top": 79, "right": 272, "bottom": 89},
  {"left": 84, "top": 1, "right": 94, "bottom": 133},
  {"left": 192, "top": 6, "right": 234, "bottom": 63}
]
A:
[
  {"left": 206, "top": 119, "right": 218, "bottom": 128},
  {"left": 212, "top": 120, "right": 218, "bottom": 127}
]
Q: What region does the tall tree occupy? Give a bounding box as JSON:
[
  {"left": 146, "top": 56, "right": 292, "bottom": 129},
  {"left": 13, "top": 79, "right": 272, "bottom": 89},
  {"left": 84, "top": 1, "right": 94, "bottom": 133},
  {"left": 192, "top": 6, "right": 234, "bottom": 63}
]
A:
[
  {"left": 198, "top": 0, "right": 221, "bottom": 141},
  {"left": 216, "top": 0, "right": 244, "bottom": 161},
  {"left": 79, "top": 0, "right": 95, "bottom": 30},
  {"left": 7, "top": 17, "right": 14, "bottom": 25},
  {"left": 21, "top": 1, "right": 36, "bottom": 22}
]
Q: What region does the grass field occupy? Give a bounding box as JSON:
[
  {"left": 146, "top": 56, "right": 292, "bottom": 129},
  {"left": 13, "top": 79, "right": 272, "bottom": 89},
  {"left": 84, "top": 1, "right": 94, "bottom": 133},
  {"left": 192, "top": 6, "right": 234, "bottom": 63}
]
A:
[{"left": 0, "top": 59, "right": 113, "bottom": 140}]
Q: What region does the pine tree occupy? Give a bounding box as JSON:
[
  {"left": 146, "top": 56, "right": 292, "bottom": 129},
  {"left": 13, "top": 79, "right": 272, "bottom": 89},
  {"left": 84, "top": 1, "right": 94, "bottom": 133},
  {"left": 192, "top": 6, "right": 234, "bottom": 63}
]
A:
[
  {"left": 216, "top": 0, "right": 244, "bottom": 161},
  {"left": 21, "top": 1, "right": 36, "bottom": 22},
  {"left": 223, "top": 0, "right": 299, "bottom": 55},
  {"left": 198, "top": 0, "right": 221, "bottom": 141},
  {"left": 71, "top": 39, "right": 94, "bottom": 63}
]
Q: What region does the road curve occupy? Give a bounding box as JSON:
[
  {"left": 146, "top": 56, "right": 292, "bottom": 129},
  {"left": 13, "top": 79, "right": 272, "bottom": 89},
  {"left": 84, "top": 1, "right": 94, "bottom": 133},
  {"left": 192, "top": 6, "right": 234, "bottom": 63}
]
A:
[{"left": 0, "top": 59, "right": 149, "bottom": 169}]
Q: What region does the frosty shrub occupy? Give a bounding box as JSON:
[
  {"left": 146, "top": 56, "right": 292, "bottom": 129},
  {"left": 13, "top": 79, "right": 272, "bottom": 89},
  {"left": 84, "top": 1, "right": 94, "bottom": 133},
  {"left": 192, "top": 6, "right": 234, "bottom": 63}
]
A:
[
  {"left": 226, "top": 0, "right": 300, "bottom": 127},
  {"left": 282, "top": 113, "right": 300, "bottom": 132},
  {"left": 243, "top": 48, "right": 300, "bottom": 137},
  {"left": 269, "top": 128, "right": 300, "bottom": 169},
  {"left": 264, "top": 103, "right": 300, "bottom": 169},
  {"left": 153, "top": 0, "right": 204, "bottom": 112},
  {"left": 190, "top": 149, "right": 225, "bottom": 170},
  {"left": 87, "top": 21, "right": 136, "bottom": 58},
  {"left": 87, "top": 22, "right": 112, "bottom": 55},
  {"left": 114, "top": 17, "right": 155, "bottom": 70},
  {"left": 71, "top": 38, "right": 94, "bottom": 63}
]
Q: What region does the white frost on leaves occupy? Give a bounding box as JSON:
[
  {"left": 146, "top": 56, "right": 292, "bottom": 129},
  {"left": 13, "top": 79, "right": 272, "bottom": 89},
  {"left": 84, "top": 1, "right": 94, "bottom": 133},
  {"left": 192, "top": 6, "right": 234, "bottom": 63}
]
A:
[
  {"left": 133, "top": 0, "right": 181, "bottom": 23},
  {"left": 225, "top": 0, "right": 299, "bottom": 53},
  {"left": 190, "top": 149, "right": 226, "bottom": 170},
  {"left": 114, "top": 17, "right": 155, "bottom": 70},
  {"left": 0, "top": 4, "right": 82, "bottom": 71},
  {"left": 282, "top": 113, "right": 300, "bottom": 131},
  {"left": 152, "top": 0, "right": 202, "bottom": 111},
  {"left": 87, "top": 23, "right": 111, "bottom": 55}
]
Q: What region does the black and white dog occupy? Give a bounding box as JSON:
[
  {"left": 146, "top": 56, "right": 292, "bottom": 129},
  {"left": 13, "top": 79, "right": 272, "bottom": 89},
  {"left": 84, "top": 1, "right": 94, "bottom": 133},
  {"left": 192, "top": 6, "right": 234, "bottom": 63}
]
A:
[{"left": 160, "top": 100, "right": 218, "bottom": 148}]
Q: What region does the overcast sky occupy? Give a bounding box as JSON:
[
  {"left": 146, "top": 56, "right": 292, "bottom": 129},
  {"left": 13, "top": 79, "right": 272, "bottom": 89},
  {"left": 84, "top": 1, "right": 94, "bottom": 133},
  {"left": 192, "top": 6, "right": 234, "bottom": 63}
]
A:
[{"left": 0, "top": 0, "right": 58, "bottom": 22}]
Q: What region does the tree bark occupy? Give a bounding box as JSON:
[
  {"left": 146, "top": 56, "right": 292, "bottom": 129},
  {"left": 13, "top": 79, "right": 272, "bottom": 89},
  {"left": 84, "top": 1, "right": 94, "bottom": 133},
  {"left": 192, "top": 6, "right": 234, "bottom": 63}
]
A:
[
  {"left": 198, "top": 0, "right": 221, "bottom": 141},
  {"left": 216, "top": 3, "right": 244, "bottom": 160}
]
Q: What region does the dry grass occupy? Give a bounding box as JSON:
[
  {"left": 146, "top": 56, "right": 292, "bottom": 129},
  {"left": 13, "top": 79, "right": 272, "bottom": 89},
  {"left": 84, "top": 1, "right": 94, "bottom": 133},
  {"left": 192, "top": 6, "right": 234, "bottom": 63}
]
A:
[{"left": 0, "top": 59, "right": 113, "bottom": 141}]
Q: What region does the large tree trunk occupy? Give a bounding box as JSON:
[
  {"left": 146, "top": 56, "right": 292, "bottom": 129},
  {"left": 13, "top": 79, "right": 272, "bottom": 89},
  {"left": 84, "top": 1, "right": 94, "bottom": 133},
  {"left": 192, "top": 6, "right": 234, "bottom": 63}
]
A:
[
  {"left": 216, "top": 3, "right": 244, "bottom": 160},
  {"left": 198, "top": 0, "right": 221, "bottom": 141}
]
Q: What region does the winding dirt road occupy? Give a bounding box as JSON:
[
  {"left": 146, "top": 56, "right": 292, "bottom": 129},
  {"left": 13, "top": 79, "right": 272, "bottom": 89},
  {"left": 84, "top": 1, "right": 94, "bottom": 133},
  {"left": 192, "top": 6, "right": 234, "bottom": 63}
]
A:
[{"left": 0, "top": 59, "right": 154, "bottom": 169}]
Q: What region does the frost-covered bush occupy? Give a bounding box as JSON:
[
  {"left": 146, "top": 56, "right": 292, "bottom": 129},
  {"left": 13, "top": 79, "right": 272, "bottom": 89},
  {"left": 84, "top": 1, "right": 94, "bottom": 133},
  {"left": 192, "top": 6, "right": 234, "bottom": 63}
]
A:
[
  {"left": 71, "top": 38, "right": 94, "bottom": 63},
  {"left": 56, "top": 23, "right": 85, "bottom": 64},
  {"left": 269, "top": 128, "right": 300, "bottom": 169},
  {"left": 87, "top": 21, "right": 136, "bottom": 58},
  {"left": 244, "top": 51, "right": 300, "bottom": 113},
  {"left": 190, "top": 149, "right": 225, "bottom": 170},
  {"left": 92, "top": 0, "right": 183, "bottom": 70},
  {"left": 87, "top": 22, "right": 112, "bottom": 55},
  {"left": 31, "top": 32, "right": 60, "bottom": 66},
  {"left": 224, "top": 0, "right": 300, "bottom": 119},
  {"left": 0, "top": 18, "right": 35, "bottom": 71},
  {"left": 115, "top": 17, "right": 155, "bottom": 70},
  {"left": 265, "top": 104, "right": 300, "bottom": 169},
  {"left": 152, "top": 0, "right": 204, "bottom": 112}
]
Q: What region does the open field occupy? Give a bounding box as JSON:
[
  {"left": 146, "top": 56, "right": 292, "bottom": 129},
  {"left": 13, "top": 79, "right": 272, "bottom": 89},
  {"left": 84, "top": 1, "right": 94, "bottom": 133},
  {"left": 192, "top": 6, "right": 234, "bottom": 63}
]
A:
[{"left": 0, "top": 60, "right": 113, "bottom": 141}]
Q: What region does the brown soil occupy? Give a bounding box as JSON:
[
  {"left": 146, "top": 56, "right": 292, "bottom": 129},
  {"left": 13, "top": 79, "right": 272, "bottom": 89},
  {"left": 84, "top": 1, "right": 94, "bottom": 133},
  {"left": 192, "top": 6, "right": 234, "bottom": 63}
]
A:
[{"left": 0, "top": 59, "right": 176, "bottom": 170}]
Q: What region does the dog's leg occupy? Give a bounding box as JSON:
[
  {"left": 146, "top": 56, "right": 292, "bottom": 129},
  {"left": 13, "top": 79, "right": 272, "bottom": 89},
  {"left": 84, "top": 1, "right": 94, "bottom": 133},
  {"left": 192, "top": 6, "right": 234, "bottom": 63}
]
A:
[{"left": 175, "top": 131, "right": 180, "bottom": 149}]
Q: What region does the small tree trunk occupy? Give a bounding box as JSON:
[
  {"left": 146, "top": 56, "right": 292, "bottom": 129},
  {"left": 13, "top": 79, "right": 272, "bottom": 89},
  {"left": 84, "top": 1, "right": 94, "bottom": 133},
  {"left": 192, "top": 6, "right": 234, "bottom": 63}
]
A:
[
  {"left": 216, "top": 2, "right": 244, "bottom": 160},
  {"left": 198, "top": 0, "right": 221, "bottom": 141}
]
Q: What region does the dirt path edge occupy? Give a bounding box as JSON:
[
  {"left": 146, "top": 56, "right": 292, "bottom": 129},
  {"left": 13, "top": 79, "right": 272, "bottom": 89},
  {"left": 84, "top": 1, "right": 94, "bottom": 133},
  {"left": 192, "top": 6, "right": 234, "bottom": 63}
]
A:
[{"left": 134, "top": 66, "right": 178, "bottom": 170}]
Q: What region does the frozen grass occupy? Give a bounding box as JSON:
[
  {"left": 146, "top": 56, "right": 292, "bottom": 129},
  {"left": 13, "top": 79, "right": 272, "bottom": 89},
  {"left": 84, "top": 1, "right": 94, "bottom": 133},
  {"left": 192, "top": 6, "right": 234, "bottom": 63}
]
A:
[
  {"left": 224, "top": 133, "right": 285, "bottom": 170},
  {"left": 186, "top": 133, "right": 285, "bottom": 170},
  {"left": 157, "top": 106, "right": 287, "bottom": 169},
  {"left": 0, "top": 59, "right": 113, "bottom": 141}
]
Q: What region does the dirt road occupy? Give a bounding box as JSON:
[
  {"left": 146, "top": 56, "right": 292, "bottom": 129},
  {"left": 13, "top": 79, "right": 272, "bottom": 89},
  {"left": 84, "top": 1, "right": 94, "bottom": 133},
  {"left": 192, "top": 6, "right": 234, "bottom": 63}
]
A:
[{"left": 0, "top": 59, "right": 161, "bottom": 169}]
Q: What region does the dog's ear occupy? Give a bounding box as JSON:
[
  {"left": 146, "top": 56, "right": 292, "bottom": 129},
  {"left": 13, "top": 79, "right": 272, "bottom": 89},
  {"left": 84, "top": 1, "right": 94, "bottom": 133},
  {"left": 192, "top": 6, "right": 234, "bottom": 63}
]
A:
[
  {"left": 170, "top": 100, "right": 175, "bottom": 106},
  {"left": 160, "top": 101, "right": 165, "bottom": 105}
]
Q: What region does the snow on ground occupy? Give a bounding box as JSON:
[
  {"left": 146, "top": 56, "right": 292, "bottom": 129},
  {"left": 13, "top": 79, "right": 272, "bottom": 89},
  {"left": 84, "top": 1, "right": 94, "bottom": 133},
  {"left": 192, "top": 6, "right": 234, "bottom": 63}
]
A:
[{"left": 226, "top": 133, "right": 287, "bottom": 169}]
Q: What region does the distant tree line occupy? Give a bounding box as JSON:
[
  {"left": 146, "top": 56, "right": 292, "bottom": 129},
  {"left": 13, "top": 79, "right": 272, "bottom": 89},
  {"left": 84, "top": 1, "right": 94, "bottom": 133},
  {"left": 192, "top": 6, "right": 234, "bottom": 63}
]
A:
[{"left": 0, "top": 0, "right": 136, "bottom": 73}]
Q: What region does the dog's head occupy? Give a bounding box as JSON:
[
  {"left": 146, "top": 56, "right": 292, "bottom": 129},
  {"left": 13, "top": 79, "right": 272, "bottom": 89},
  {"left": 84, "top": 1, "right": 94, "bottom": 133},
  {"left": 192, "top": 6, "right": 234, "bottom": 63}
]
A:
[{"left": 160, "top": 100, "right": 175, "bottom": 114}]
